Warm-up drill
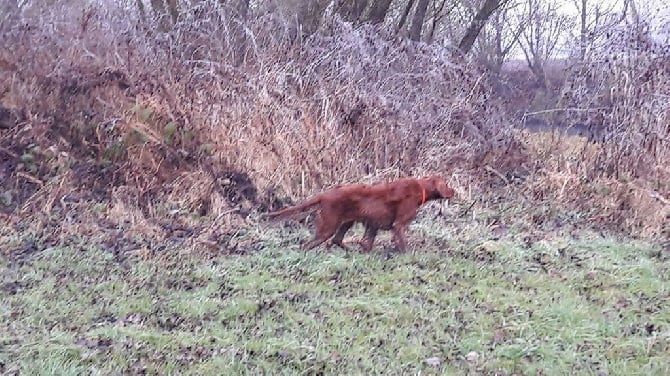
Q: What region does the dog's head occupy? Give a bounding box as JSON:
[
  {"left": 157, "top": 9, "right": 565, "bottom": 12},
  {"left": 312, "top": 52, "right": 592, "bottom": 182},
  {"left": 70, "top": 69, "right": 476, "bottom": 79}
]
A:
[{"left": 424, "top": 176, "right": 456, "bottom": 199}]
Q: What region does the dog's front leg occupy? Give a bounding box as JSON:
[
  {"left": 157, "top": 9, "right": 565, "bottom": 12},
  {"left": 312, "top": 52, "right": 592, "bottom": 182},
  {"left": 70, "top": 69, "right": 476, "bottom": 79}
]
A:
[
  {"left": 358, "top": 225, "right": 378, "bottom": 252},
  {"left": 391, "top": 224, "right": 408, "bottom": 252}
]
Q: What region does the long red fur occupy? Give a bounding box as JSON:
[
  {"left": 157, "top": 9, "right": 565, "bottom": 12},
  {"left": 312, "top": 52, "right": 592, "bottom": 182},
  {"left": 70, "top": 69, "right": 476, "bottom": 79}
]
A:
[{"left": 268, "top": 176, "right": 455, "bottom": 252}]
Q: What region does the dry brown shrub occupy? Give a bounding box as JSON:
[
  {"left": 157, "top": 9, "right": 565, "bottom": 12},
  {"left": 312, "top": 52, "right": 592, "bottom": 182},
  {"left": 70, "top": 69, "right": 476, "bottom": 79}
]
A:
[{"left": 0, "top": 1, "right": 666, "bottom": 250}]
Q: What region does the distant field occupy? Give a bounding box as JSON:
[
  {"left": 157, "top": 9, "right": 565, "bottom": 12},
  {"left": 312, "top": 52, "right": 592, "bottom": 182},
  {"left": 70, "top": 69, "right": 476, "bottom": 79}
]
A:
[{"left": 1, "top": 222, "right": 668, "bottom": 375}]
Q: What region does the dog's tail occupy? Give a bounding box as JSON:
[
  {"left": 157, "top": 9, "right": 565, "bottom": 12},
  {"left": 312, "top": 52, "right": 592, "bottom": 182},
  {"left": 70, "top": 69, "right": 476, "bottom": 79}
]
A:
[{"left": 266, "top": 195, "right": 321, "bottom": 220}]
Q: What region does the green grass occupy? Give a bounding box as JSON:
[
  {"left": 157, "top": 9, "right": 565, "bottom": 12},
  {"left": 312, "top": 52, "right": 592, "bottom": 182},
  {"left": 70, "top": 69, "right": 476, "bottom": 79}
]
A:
[{"left": 1, "top": 225, "right": 668, "bottom": 375}]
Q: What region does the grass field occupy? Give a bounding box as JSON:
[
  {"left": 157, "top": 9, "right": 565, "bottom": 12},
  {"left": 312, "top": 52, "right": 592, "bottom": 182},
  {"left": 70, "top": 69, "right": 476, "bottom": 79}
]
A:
[{"left": 1, "top": 220, "right": 668, "bottom": 375}]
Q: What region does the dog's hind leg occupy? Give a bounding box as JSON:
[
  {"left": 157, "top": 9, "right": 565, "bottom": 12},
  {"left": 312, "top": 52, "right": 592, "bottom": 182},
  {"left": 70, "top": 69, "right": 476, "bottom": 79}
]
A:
[
  {"left": 327, "top": 221, "right": 354, "bottom": 250},
  {"left": 359, "top": 225, "right": 378, "bottom": 253},
  {"left": 302, "top": 213, "right": 341, "bottom": 250}
]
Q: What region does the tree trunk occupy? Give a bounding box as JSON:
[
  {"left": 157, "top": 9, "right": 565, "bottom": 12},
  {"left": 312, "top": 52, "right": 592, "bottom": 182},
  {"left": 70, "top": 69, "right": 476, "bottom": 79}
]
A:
[
  {"left": 458, "top": 0, "right": 506, "bottom": 54},
  {"left": 166, "top": 0, "right": 178, "bottom": 22},
  {"left": 296, "top": 0, "right": 330, "bottom": 36},
  {"left": 426, "top": 0, "right": 449, "bottom": 43},
  {"left": 367, "top": 0, "right": 393, "bottom": 24},
  {"left": 395, "top": 0, "right": 415, "bottom": 36},
  {"left": 150, "top": 0, "right": 165, "bottom": 15},
  {"left": 338, "top": 0, "right": 369, "bottom": 24},
  {"left": 579, "top": 0, "right": 587, "bottom": 60},
  {"left": 135, "top": 0, "right": 146, "bottom": 21},
  {"left": 409, "top": 0, "right": 430, "bottom": 41},
  {"left": 627, "top": 0, "right": 639, "bottom": 24},
  {"left": 150, "top": 0, "right": 179, "bottom": 29}
]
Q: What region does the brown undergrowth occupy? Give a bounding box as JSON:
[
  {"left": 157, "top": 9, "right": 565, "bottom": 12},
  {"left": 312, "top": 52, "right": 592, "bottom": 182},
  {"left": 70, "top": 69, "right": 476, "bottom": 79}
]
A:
[{"left": 0, "top": 3, "right": 667, "bottom": 254}]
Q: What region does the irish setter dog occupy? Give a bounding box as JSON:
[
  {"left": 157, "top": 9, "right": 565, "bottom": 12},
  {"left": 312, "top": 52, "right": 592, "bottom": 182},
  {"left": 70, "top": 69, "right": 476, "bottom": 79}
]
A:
[{"left": 268, "top": 176, "right": 455, "bottom": 252}]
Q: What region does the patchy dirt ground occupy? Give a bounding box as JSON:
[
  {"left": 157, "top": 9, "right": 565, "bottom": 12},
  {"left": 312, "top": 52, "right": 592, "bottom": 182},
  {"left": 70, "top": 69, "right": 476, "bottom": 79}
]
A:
[{"left": 1, "top": 222, "right": 668, "bottom": 375}]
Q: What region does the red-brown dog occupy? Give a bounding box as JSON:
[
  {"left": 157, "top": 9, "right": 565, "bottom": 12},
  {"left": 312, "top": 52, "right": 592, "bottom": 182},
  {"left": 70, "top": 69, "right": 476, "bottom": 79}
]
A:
[{"left": 268, "top": 176, "right": 455, "bottom": 252}]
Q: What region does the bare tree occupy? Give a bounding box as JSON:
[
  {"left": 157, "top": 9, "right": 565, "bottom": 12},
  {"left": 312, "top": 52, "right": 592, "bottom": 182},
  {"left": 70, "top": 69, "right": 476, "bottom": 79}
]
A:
[
  {"left": 425, "top": 0, "right": 455, "bottom": 43},
  {"left": 367, "top": 0, "right": 393, "bottom": 24},
  {"left": 475, "top": 0, "right": 526, "bottom": 72},
  {"left": 336, "top": 0, "right": 369, "bottom": 24},
  {"left": 409, "top": 0, "right": 430, "bottom": 41},
  {"left": 151, "top": 0, "right": 179, "bottom": 26},
  {"left": 295, "top": 0, "right": 331, "bottom": 35},
  {"left": 269, "top": 0, "right": 331, "bottom": 39},
  {"left": 517, "top": 0, "right": 572, "bottom": 86},
  {"left": 395, "top": 0, "right": 415, "bottom": 36},
  {"left": 570, "top": 0, "right": 622, "bottom": 60},
  {"left": 623, "top": 0, "right": 639, "bottom": 24},
  {"left": 459, "top": 0, "right": 509, "bottom": 53},
  {"left": 577, "top": 0, "right": 588, "bottom": 59}
]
